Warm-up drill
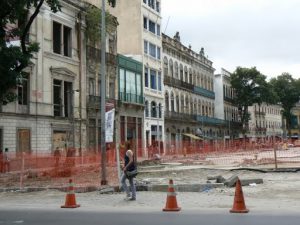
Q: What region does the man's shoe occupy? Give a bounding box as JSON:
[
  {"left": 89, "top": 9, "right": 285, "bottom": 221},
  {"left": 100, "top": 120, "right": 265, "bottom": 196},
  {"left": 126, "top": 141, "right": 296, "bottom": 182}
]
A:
[{"left": 128, "top": 197, "right": 136, "bottom": 201}]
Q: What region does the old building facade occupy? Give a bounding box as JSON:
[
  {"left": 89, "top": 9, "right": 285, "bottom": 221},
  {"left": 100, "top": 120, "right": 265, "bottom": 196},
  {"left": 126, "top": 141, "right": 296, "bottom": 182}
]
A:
[
  {"left": 162, "top": 32, "right": 222, "bottom": 153},
  {"left": 0, "top": 0, "right": 87, "bottom": 154},
  {"left": 248, "top": 103, "right": 283, "bottom": 141},
  {"left": 108, "top": 0, "right": 163, "bottom": 156},
  {"left": 214, "top": 68, "right": 241, "bottom": 140}
]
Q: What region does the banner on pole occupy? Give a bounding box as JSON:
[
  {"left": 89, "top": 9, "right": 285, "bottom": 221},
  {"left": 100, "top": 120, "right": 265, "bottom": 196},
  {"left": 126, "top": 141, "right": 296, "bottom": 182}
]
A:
[{"left": 105, "top": 108, "right": 115, "bottom": 143}]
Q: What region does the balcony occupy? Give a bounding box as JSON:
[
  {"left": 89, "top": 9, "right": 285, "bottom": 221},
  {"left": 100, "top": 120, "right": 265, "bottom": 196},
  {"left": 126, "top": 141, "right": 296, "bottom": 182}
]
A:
[
  {"left": 255, "top": 127, "right": 267, "bottom": 132},
  {"left": 196, "top": 115, "right": 226, "bottom": 126},
  {"left": 164, "top": 76, "right": 193, "bottom": 91},
  {"left": 88, "top": 95, "right": 101, "bottom": 109},
  {"left": 119, "top": 92, "right": 144, "bottom": 105},
  {"left": 224, "top": 96, "right": 234, "bottom": 103},
  {"left": 194, "top": 86, "right": 215, "bottom": 99},
  {"left": 165, "top": 111, "right": 196, "bottom": 122},
  {"left": 87, "top": 96, "right": 116, "bottom": 110},
  {"left": 255, "top": 111, "right": 266, "bottom": 116},
  {"left": 86, "top": 46, "right": 117, "bottom": 65}
]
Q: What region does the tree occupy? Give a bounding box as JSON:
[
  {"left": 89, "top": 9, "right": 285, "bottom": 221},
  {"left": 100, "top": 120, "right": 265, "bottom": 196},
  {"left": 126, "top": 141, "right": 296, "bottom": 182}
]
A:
[
  {"left": 269, "top": 73, "right": 300, "bottom": 137},
  {"left": 0, "top": 0, "right": 61, "bottom": 105},
  {"left": 230, "top": 67, "right": 274, "bottom": 135}
]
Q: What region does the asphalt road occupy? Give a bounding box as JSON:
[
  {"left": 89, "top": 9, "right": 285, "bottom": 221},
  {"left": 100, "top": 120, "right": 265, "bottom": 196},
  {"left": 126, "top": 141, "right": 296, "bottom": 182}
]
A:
[{"left": 0, "top": 209, "right": 299, "bottom": 225}]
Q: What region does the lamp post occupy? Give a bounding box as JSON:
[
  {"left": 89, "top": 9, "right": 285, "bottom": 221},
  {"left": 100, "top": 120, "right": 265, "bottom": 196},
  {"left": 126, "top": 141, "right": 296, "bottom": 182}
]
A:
[{"left": 100, "top": 0, "right": 107, "bottom": 185}]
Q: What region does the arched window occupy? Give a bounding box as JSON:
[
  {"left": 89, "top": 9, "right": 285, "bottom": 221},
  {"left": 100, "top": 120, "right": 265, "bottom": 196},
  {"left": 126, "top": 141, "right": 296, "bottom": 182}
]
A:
[
  {"left": 174, "top": 62, "right": 178, "bottom": 79},
  {"left": 169, "top": 59, "right": 173, "bottom": 77},
  {"left": 189, "top": 68, "right": 192, "bottom": 84},
  {"left": 145, "top": 100, "right": 149, "bottom": 117},
  {"left": 184, "top": 66, "right": 188, "bottom": 82},
  {"left": 151, "top": 101, "right": 157, "bottom": 118},
  {"left": 163, "top": 57, "right": 168, "bottom": 76},
  {"left": 180, "top": 95, "right": 184, "bottom": 114},
  {"left": 180, "top": 64, "right": 183, "bottom": 81},
  {"left": 171, "top": 92, "right": 175, "bottom": 112},
  {"left": 185, "top": 96, "right": 189, "bottom": 114},
  {"left": 193, "top": 100, "right": 197, "bottom": 114},
  {"left": 176, "top": 95, "right": 180, "bottom": 112},
  {"left": 165, "top": 92, "right": 169, "bottom": 112},
  {"left": 158, "top": 103, "right": 162, "bottom": 118}
]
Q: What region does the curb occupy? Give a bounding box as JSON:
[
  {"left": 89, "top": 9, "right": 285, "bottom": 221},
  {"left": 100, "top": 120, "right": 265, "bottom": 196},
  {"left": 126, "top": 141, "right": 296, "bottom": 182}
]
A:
[{"left": 0, "top": 183, "right": 224, "bottom": 193}]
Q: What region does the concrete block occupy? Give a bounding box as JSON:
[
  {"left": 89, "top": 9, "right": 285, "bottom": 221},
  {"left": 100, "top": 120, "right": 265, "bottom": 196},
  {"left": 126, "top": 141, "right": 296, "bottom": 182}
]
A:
[
  {"left": 240, "top": 179, "right": 263, "bottom": 186},
  {"left": 224, "top": 175, "right": 239, "bottom": 187}
]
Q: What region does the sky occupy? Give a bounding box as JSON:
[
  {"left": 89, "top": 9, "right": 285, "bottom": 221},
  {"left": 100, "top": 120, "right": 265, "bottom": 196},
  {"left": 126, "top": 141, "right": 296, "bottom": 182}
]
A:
[{"left": 161, "top": 0, "right": 300, "bottom": 79}]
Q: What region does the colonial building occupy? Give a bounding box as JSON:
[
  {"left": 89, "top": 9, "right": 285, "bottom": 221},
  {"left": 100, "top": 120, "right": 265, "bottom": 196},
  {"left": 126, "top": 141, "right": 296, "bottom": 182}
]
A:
[
  {"left": 214, "top": 68, "right": 241, "bottom": 140},
  {"left": 248, "top": 103, "right": 283, "bottom": 141},
  {"left": 108, "top": 0, "right": 163, "bottom": 156},
  {"left": 0, "top": 0, "right": 87, "bottom": 154},
  {"left": 116, "top": 55, "right": 144, "bottom": 157},
  {"left": 85, "top": 6, "right": 118, "bottom": 152},
  {"left": 162, "top": 32, "right": 223, "bottom": 153}
]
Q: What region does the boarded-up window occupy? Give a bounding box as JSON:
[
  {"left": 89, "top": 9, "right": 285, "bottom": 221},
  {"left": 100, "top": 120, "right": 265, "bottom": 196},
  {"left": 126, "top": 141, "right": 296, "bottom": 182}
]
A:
[
  {"left": 53, "top": 131, "right": 68, "bottom": 152},
  {"left": 17, "top": 129, "right": 31, "bottom": 153}
]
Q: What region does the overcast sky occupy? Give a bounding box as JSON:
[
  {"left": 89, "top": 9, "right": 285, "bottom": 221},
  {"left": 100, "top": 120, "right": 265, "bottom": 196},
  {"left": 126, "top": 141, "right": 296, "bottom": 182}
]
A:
[{"left": 161, "top": 0, "right": 300, "bottom": 79}]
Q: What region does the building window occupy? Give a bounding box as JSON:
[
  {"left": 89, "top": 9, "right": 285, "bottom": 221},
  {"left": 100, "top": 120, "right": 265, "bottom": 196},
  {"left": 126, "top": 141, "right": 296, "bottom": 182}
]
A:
[
  {"left": 156, "top": 1, "right": 160, "bottom": 12},
  {"left": 17, "top": 129, "right": 31, "bottom": 153},
  {"left": 145, "top": 101, "right": 149, "bottom": 117},
  {"left": 157, "top": 47, "right": 161, "bottom": 59},
  {"left": 156, "top": 24, "right": 160, "bottom": 36},
  {"left": 158, "top": 72, "right": 161, "bottom": 91},
  {"left": 148, "top": 0, "right": 155, "bottom": 9},
  {"left": 158, "top": 103, "right": 162, "bottom": 118},
  {"left": 149, "top": 43, "right": 156, "bottom": 58},
  {"left": 144, "top": 40, "right": 148, "bottom": 54},
  {"left": 150, "top": 69, "right": 156, "bottom": 90},
  {"left": 143, "top": 17, "right": 147, "bottom": 29},
  {"left": 53, "top": 79, "right": 73, "bottom": 117},
  {"left": 53, "top": 21, "right": 72, "bottom": 57},
  {"left": 17, "top": 74, "right": 29, "bottom": 105},
  {"left": 144, "top": 66, "right": 149, "bottom": 87},
  {"left": 149, "top": 20, "right": 156, "bottom": 34},
  {"left": 89, "top": 78, "right": 95, "bottom": 95},
  {"left": 151, "top": 101, "right": 157, "bottom": 117}
]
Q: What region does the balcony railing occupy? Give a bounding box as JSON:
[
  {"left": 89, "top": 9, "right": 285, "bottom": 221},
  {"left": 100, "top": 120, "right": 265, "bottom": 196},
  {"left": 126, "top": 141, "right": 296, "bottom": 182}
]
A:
[
  {"left": 165, "top": 111, "right": 196, "bottom": 121},
  {"left": 255, "top": 127, "right": 267, "bottom": 132},
  {"left": 255, "top": 111, "right": 266, "bottom": 116},
  {"left": 88, "top": 95, "right": 101, "bottom": 109},
  {"left": 88, "top": 96, "right": 117, "bottom": 110},
  {"left": 86, "top": 46, "right": 117, "bottom": 65},
  {"left": 196, "top": 115, "right": 226, "bottom": 126},
  {"left": 164, "top": 76, "right": 215, "bottom": 99},
  {"left": 164, "top": 76, "right": 193, "bottom": 91},
  {"left": 224, "top": 96, "right": 234, "bottom": 103},
  {"left": 194, "top": 86, "right": 215, "bottom": 99},
  {"left": 119, "top": 92, "right": 144, "bottom": 105}
]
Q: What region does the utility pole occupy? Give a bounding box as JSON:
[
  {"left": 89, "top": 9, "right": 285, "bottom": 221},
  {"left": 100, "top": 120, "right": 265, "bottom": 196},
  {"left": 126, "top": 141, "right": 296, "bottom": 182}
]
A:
[{"left": 100, "top": 0, "right": 107, "bottom": 185}]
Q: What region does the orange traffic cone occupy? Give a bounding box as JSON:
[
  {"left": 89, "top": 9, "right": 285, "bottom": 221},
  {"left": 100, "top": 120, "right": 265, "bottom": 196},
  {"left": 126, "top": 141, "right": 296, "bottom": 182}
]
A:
[
  {"left": 230, "top": 178, "right": 249, "bottom": 213},
  {"left": 61, "top": 179, "right": 80, "bottom": 208},
  {"left": 163, "top": 179, "right": 181, "bottom": 212}
]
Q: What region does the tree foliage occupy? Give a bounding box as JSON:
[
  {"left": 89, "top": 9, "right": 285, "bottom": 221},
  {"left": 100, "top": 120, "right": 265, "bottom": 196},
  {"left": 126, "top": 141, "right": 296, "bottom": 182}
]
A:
[
  {"left": 85, "top": 5, "right": 118, "bottom": 45},
  {"left": 230, "top": 67, "right": 276, "bottom": 134},
  {"left": 0, "top": 0, "right": 61, "bottom": 105},
  {"left": 269, "top": 73, "right": 300, "bottom": 136}
]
